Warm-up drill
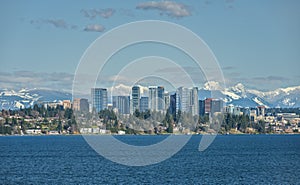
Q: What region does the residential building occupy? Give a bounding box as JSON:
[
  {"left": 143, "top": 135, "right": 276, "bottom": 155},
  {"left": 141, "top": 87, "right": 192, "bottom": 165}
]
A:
[{"left": 63, "top": 100, "right": 71, "bottom": 109}]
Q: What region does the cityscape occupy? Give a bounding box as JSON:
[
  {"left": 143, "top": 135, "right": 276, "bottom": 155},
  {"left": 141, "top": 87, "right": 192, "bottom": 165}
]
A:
[
  {"left": 1, "top": 85, "right": 299, "bottom": 136},
  {"left": 1, "top": 1, "right": 299, "bottom": 184}
]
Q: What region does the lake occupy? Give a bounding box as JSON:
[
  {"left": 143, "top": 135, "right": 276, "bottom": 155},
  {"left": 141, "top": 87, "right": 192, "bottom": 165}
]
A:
[{"left": 0, "top": 135, "right": 299, "bottom": 184}]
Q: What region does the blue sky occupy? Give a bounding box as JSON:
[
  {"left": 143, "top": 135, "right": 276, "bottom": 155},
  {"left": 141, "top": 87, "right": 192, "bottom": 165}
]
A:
[{"left": 0, "top": 0, "right": 299, "bottom": 91}]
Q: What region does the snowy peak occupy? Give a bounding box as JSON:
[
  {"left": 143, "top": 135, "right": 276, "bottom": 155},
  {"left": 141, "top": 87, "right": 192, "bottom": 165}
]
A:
[
  {"left": 0, "top": 83, "right": 299, "bottom": 110},
  {"left": 230, "top": 83, "right": 245, "bottom": 93},
  {"left": 200, "top": 82, "right": 300, "bottom": 108},
  {"left": 0, "top": 88, "right": 71, "bottom": 110},
  {"left": 203, "top": 81, "right": 223, "bottom": 91}
]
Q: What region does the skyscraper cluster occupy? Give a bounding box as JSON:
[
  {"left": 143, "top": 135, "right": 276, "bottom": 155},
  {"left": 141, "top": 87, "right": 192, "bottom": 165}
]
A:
[{"left": 90, "top": 86, "right": 224, "bottom": 116}]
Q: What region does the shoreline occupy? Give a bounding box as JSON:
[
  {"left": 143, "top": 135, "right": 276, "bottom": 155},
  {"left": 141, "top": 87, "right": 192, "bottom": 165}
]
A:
[{"left": 1, "top": 132, "right": 299, "bottom": 137}]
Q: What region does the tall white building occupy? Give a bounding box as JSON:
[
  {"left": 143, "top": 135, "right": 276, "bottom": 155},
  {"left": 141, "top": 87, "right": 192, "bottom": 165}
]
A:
[
  {"left": 164, "top": 92, "right": 170, "bottom": 111},
  {"left": 176, "top": 87, "right": 199, "bottom": 116},
  {"left": 148, "top": 86, "right": 165, "bottom": 112},
  {"left": 131, "top": 86, "right": 140, "bottom": 113},
  {"left": 189, "top": 87, "right": 199, "bottom": 116},
  {"left": 91, "top": 88, "right": 107, "bottom": 112},
  {"left": 148, "top": 86, "right": 158, "bottom": 111}
]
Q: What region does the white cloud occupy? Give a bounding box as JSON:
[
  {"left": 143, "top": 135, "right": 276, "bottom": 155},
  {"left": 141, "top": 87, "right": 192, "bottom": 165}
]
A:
[
  {"left": 136, "top": 1, "right": 191, "bottom": 18},
  {"left": 30, "top": 19, "right": 77, "bottom": 30},
  {"left": 81, "top": 8, "right": 115, "bottom": 19},
  {"left": 83, "top": 24, "right": 105, "bottom": 32},
  {"left": 0, "top": 71, "right": 73, "bottom": 92}
]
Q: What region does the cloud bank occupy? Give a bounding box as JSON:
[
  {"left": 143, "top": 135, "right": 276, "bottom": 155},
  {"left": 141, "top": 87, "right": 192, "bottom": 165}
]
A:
[
  {"left": 83, "top": 24, "right": 105, "bottom": 32},
  {"left": 81, "top": 8, "right": 115, "bottom": 19},
  {"left": 30, "top": 19, "right": 77, "bottom": 30},
  {"left": 136, "top": 1, "right": 191, "bottom": 18}
]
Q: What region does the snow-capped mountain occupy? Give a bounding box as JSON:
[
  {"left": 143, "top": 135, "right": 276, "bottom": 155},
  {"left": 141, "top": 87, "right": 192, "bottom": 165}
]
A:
[
  {"left": 200, "top": 82, "right": 300, "bottom": 108},
  {"left": 0, "top": 83, "right": 299, "bottom": 110},
  {"left": 0, "top": 88, "right": 71, "bottom": 110}
]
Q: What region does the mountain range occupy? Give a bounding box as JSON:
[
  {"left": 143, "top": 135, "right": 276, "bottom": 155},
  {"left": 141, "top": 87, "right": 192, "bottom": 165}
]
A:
[{"left": 0, "top": 82, "right": 299, "bottom": 110}]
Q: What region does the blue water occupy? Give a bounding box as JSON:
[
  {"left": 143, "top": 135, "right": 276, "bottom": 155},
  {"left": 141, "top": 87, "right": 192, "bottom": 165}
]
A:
[{"left": 0, "top": 135, "right": 299, "bottom": 184}]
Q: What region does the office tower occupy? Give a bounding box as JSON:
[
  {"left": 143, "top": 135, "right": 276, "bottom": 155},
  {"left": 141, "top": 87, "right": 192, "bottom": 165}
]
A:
[
  {"left": 164, "top": 92, "right": 170, "bottom": 111},
  {"left": 112, "top": 96, "right": 130, "bottom": 114},
  {"left": 140, "top": 96, "right": 149, "bottom": 112},
  {"left": 148, "top": 86, "right": 165, "bottom": 112},
  {"left": 189, "top": 87, "right": 199, "bottom": 116},
  {"left": 199, "top": 100, "right": 205, "bottom": 116},
  {"left": 73, "top": 98, "right": 89, "bottom": 112},
  {"left": 91, "top": 88, "right": 108, "bottom": 112},
  {"left": 204, "top": 98, "right": 213, "bottom": 114},
  {"left": 157, "top": 86, "right": 165, "bottom": 111},
  {"left": 210, "top": 99, "right": 223, "bottom": 114},
  {"left": 131, "top": 86, "right": 140, "bottom": 113},
  {"left": 176, "top": 87, "right": 189, "bottom": 114},
  {"left": 176, "top": 87, "right": 199, "bottom": 115},
  {"left": 148, "top": 86, "right": 158, "bottom": 111},
  {"left": 170, "top": 93, "right": 176, "bottom": 116}
]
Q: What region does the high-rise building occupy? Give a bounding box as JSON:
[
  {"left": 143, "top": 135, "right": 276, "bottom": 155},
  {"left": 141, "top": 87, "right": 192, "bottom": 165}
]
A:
[
  {"left": 164, "top": 92, "right": 170, "bottom": 111},
  {"left": 170, "top": 93, "right": 176, "bottom": 116},
  {"left": 199, "top": 100, "right": 205, "bottom": 116},
  {"left": 131, "top": 86, "right": 140, "bottom": 113},
  {"left": 91, "top": 88, "right": 107, "bottom": 112},
  {"left": 176, "top": 87, "right": 189, "bottom": 113},
  {"left": 140, "top": 96, "right": 149, "bottom": 112},
  {"left": 148, "top": 86, "right": 158, "bottom": 111},
  {"left": 157, "top": 86, "right": 165, "bottom": 111},
  {"left": 112, "top": 96, "right": 130, "bottom": 114},
  {"left": 210, "top": 99, "right": 223, "bottom": 114},
  {"left": 73, "top": 98, "right": 89, "bottom": 112},
  {"left": 148, "top": 86, "right": 165, "bottom": 112},
  {"left": 176, "top": 87, "right": 199, "bottom": 116},
  {"left": 204, "top": 98, "right": 213, "bottom": 114},
  {"left": 189, "top": 87, "right": 199, "bottom": 116}
]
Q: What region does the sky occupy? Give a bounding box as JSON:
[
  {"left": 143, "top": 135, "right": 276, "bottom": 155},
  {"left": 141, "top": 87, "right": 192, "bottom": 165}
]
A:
[{"left": 0, "top": 0, "right": 300, "bottom": 92}]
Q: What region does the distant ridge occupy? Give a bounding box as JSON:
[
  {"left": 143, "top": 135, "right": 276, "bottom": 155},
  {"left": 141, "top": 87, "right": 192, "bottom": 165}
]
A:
[{"left": 1, "top": 83, "right": 300, "bottom": 109}]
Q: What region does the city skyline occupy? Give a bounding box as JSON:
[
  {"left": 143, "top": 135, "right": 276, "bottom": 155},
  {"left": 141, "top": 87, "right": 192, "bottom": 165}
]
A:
[
  {"left": 0, "top": 1, "right": 299, "bottom": 92},
  {"left": 90, "top": 85, "right": 224, "bottom": 117}
]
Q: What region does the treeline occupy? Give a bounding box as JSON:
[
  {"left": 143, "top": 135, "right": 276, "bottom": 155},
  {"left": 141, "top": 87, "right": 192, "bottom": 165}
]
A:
[
  {"left": 98, "top": 109, "right": 267, "bottom": 134},
  {"left": 3, "top": 105, "right": 297, "bottom": 135},
  {"left": 266, "top": 108, "right": 300, "bottom": 115},
  {"left": 220, "top": 114, "right": 266, "bottom": 134},
  {"left": 0, "top": 105, "right": 76, "bottom": 135}
]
